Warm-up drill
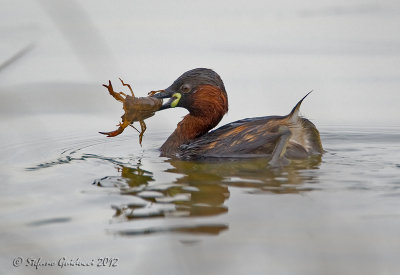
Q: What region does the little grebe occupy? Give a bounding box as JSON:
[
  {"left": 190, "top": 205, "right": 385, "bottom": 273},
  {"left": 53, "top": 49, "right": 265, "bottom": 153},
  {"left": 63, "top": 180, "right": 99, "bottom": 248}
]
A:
[{"left": 151, "top": 68, "right": 323, "bottom": 166}]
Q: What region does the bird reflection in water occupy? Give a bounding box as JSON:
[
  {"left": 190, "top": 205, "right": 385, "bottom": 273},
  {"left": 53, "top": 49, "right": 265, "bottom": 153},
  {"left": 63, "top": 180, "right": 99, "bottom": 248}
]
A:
[
  {"left": 93, "top": 155, "right": 321, "bottom": 236},
  {"left": 94, "top": 161, "right": 229, "bottom": 236}
]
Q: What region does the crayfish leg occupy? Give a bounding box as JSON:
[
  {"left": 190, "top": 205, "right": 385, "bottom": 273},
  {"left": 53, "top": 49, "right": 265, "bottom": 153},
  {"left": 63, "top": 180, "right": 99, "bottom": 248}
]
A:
[
  {"left": 129, "top": 124, "right": 141, "bottom": 134},
  {"left": 119, "top": 78, "right": 134, "bottom": 97},
  {"left": 138, "top": 120, "right": 147, "bottom": 146},
  {"left": 148, "top": 90, "right": 164, "bottom": 96}
]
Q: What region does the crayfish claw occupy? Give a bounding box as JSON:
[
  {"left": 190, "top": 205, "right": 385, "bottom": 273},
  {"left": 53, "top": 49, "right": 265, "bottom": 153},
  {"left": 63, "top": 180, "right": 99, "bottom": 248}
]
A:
[
  {"left": 99, "top": 120, "right": 131, "bottom": 138},
  {"left": 99, "top": 130, "right": 121, "bottom": 137},
  {"left": 103, "top": 80, "right": 125, "bottom": 102}
]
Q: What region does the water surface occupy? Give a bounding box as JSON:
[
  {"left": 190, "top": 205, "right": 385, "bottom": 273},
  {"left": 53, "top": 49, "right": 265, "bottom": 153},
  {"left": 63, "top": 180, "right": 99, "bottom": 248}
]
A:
[{"left": 1, "top": 107, "right": 400, "bottom": 275}]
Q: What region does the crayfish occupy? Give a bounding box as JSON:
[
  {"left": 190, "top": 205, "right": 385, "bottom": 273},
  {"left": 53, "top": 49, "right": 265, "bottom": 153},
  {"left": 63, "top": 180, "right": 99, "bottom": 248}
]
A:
[{"left": 99, "top": 79, "right": 162, "bottom": 145}]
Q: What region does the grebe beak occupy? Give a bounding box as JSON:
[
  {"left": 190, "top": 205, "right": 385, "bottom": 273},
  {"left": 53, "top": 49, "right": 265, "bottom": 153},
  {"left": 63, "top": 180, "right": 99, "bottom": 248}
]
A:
[{"left": 149, "top": 88, "right": 181, "bottom": 110}]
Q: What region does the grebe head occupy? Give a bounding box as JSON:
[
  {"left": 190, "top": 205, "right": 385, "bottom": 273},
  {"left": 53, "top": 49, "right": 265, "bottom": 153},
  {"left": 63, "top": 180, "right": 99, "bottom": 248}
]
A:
[
  {"left": 152, "top": 68, "right": 228, "bottom": 116},
  {"left": 152, "top": 68, "right": 229, "bottom": 156}
]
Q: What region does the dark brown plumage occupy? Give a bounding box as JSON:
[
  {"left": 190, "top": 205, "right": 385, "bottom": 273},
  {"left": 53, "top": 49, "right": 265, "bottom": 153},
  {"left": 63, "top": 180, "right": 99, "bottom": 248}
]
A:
[{"left": 151, "top": 68, "right": 323, "bottom": 164}]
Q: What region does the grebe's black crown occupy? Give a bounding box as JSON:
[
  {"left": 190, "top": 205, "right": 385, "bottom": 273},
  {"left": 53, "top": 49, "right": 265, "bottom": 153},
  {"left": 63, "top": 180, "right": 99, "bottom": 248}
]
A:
[{"left": 168, "top": 68, "right": 227, "bottom": 95}]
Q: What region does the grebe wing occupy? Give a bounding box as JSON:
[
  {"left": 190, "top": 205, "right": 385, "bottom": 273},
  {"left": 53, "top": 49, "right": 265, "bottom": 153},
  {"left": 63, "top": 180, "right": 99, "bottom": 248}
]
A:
[
  {"left": 179, "top": 116, "right": 286, "bottom": 159},
  {"left": 178, "top": 92, "right": 322, "bottom": 159}
]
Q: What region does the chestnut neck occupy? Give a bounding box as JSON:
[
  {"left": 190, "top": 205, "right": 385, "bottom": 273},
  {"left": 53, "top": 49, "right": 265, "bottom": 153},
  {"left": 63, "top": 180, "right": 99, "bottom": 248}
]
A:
[{"left": 160, "top": 85, "right": 228, "bottom": 157}]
